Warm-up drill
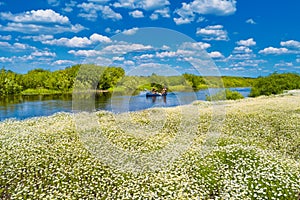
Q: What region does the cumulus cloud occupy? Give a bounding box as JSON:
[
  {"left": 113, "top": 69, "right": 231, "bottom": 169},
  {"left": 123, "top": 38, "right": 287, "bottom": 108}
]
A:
[
  {"left": 259, "top": 47, "right": 290, "bottom": 55},
  {"left": 0, "top": 41, "right": 36, "bottom": 51},
  {"left": 68, "top": 49, "right": 102, "bottom": 57},
  {"left": 233, "top": 46, "right": 253, "bottom": 54},
  {"left": 173, "top": 3, "right": 195, "bottom": 25},
  {"left": 280, "top": 40, "right": 300, "bottom": 48},
  {"left": 129, "top": 10, "right": 144, "bottom": 18},
  {"left": 196, "top": 25, "right": 228, "bottom": 41},
  {"left": 52, "top": 60, "right": 75, "bottom": 65},
  {"left": 274, "top": 62, "right": 293, "bottom": 67},
  {"left": 0, "top": 9, "right": 69, "bottom": 24},
  {"left": 236, "top": 38, "right": 256, "bottom": 46},
  {"left": 0, "top": 35, "right": 11, "bottom": 40},
  {"left": 208, "top": 51, "right": 224, "bottom": 58},
  {"left": 246, "top": 18, "right": 256, "bottom": 24},
  {"left": 41, "top": 33, "right": 111, "bottom": 47},
  {"left": 0, "top": 57, "right": 12, "bottom": 62},
  {"left": 122, "top": 27, "right": 139, "bottom": 35},
  {"left": 113, "top": 0, "right": 170, "bottom": 10},
  {"left": 78, "top": 3, "right": 122, "bottom": 21},
  {"left": 150, "top": 7, "right": 170, "bottom": 20},
  {"left": 69, "top": 43, "right": 153, "bottom": 56},
  {"left": 31, "top": 50, "right": 56, "bottom": 57},
  {"left": 0, "top": 9, "right": 85, "bottom": 34},
  {"left": 0, "top": 23, "right": 85, "bottom": 34},
  {"left": 174, "top": 0, "right": 236, "bottom": 24},
  {"left": 181, "top": 41, "right": 211, "bottom": 50}
]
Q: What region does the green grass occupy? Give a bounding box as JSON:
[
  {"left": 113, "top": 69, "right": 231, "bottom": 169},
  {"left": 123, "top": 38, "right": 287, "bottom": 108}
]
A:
[
  {"left": 0, "top": 94, "right": 299, "bottom": 199},
  {"left": 21, "top": 88, "right": 67, "bottom": 95}
]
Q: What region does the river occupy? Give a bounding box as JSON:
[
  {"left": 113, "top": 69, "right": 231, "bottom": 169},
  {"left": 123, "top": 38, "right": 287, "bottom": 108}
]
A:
[{"left": 0, "top": 87, "right": 251, "bottom": 121}]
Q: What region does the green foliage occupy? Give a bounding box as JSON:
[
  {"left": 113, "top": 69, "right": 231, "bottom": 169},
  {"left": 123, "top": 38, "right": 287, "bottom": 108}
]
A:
[
  {"left": 250, "top": 73, "right": 300, "bottom": 97},
  {"left": 222, "top": 76, "right": 255, "bottom": 88},
  {"left": 0, "top": 68, "right": 23, "bottom": 95},
  {"left": 97, "top": 67, "right": 125, "bottom": 90},
  {"left": 183, "top": 73, "right": 206, "bottom": 89},
  {"left": 206, "top": 89, "right": 244, "bottom": 101}
]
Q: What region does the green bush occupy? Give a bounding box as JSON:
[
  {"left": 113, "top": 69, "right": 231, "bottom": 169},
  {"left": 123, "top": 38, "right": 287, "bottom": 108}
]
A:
[
  {"left": 206, "top": 89, "right": 244, "bottom": 101},
  {"left": 250, "top": 73, "right": 300, "bottom": 97}
]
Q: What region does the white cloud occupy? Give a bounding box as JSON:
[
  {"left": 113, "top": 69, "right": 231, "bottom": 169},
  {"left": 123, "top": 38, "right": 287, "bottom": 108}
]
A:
[
  {"left": 259, "top": 47, "right": 290, "bottom": 55},
  {"left": 68, "top": 49, "right": 102, "bottom": 57},
  {"left": 63, "top": 1, "right": 77, "bottom": 12},
  {"left": 0, "top": 9, "right": 69, "bottom": 24},
  {"left": 0, "top": 35, "right": 11, "bottom": 40},
  {"left": 41, "top": 33, "right": 111, "bottom": 47},
  {"left": 112, "top": 56, "right": 125, "bottom": 61},
  {"left": 123, "top": 60, "right": 135, "bottom": 65},
  {"left": 101, "top": 43, "right": 153, "bottom": 54},
  {"left": 230, "top": 59, "right": 265, "bottom": 67},
  {"left": 227, "top": 53, "right": 255, "bottom": 61},
  {"left": 181, "top": 41, "right": 211, "bottom": 50},
  {"left": 23, "top": 35, "right": 54, "bottom": 42},
  {"left": 208, "top": 51, "right": 224, "bottom": 58},
  {"left": 0, "top": 41, "right": 36, "bottom": 51},
  {"left": 0, "top": 57, "right": 12, "bottom": 62},
  {"left": 78, "top": 3, "right": 122, "bottom": 21},
  {"left": 156, "top": 51, "right": 177, "bottom": 58},
  {"left": 173, "top": 3, "right": 195, "bottom": 25},
  {"left": 150, "top": 14, "right": 159, "bottom": 20},
  {"left": 129, "top": 10, "right": 144, "bottom": 18},
  {"left": 90, "top": 33, "right": 111, "bottom": 43},
  {"left": 0, "top": 10, "right": 85, "bottom": 34},
  {"left": 101, "top": 5, "right": 122, "bottom": 20},
  {"left": 233, "top": 46, "right": 252, "bottom": 54},
  {"left": 196, "top": 25, "right": 228, "bottom": 41},
  {"left": 280, "top": 40, "right": 300, "bottom": 48},
  {"left": 236, "top": 38, "right": 256, "bottom": 46},
  {"left": 174, "top": 17, "right": 193, "bottom": 25},
  {"left": 246, "top": 18, "right": 256, "bottom": 24},
  {"left": 122, "top": 27, "right": 139, "bottom": 35},
  {"left": 174, "top": 0, "right": 236, "bottom": 24},
  {"left": 88, "top": 0, "right": 110, "bottom": 3},
  {"left": 52, "top": 60, "right": 75, "bottom": 65},
  {"left": 0, "top": 23, "right": 85, "bottom": 34},
  {"left": 150, "top": 7, "right": 170, "bottom": 20},
  {"left": 47, "top": 0, "right": 60, "bottom": 6},
  {"left": 68, "top": 43, "right": 153, "bottom": 57},
  {"left": 296, "top": 58, "right": 300, "bottom": 63},
  {"left": 43, "top": 36, "right": 92, "bottom": 47},
  {"left": 113, "top": 0, "right": 170, "bottom": 10},
  {"left": 134, "top": 54, "right": 155, "bottom": 60},
  {"left": 274, "top": 62, "right": 293, "bottom": 67},
  {"left": 31, "top": 50, "right": 56, "bottom": 57}
]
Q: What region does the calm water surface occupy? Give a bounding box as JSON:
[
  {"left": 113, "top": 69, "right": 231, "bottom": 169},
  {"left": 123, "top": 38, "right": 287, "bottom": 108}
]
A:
[{"left": 0, "top": 88, "right": 251, "bottom": 121}]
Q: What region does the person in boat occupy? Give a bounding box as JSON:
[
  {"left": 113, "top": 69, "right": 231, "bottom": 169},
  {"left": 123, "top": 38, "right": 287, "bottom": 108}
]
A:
[
  {"left": 161, "top": 87, "right": 167, "bottom": 95},
  {"left": 151, "top": 88, "right": 156, "bottom": 94}
]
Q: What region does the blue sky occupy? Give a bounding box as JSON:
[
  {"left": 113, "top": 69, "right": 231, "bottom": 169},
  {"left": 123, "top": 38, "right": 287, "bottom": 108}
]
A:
[{"left": 0, "top": 0, "right": 300, "bottom": 77}]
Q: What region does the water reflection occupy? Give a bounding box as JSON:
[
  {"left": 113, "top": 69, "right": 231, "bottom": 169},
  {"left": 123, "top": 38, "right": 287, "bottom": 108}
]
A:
[{"left": 0, "top": 88, "right": 251, "bottom": 121}]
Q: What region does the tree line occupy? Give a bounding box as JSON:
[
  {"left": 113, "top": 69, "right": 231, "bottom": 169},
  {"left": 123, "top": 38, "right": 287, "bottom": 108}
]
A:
[{"left": 1, "top": 64, "right": 299, "bottom": 97}]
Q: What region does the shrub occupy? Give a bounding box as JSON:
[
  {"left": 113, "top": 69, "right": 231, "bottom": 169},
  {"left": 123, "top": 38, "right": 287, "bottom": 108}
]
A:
[{"left": 206, "top": 89, "right": 244, "bottom": 101}]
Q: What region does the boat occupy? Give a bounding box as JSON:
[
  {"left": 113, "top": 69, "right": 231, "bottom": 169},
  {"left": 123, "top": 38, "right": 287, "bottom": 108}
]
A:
[{"left": 146, "top": 92, "right": 167, "bottom": 97}]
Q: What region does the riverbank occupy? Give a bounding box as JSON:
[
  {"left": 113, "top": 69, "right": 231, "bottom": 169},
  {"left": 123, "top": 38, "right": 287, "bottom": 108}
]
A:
[{"left": 0, "top": 94, "right": 299, "bottom": 199}]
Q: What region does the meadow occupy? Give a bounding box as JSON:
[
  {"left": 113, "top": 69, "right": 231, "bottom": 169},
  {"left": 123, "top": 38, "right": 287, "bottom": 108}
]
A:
[{"left": 0, "top": 93, "right": 299, "bottom": 199}]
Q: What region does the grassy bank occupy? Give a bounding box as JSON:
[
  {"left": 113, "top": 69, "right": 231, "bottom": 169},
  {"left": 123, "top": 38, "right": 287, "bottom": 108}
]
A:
[{"left": 0, "top": 94, "right": 299, "bottom": 199}]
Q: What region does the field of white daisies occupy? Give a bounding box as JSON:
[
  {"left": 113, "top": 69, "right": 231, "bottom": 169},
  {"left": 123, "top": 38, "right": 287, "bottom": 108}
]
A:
[{"left": 0, "top": 94, "right": 300, "bottom": 199}]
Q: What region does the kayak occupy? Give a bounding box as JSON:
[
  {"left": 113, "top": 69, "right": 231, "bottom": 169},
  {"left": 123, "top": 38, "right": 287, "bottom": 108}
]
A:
[{"left": 146, "top": 92, "right": 167, "bottom": 97}]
